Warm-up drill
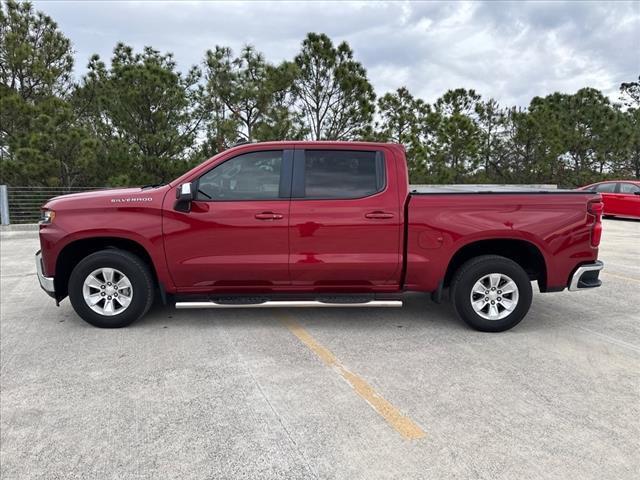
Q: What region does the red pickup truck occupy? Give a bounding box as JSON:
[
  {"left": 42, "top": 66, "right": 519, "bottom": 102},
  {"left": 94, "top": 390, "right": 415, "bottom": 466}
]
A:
[{"left": 36, "top": 141, "right": 604, "bottom": 332}]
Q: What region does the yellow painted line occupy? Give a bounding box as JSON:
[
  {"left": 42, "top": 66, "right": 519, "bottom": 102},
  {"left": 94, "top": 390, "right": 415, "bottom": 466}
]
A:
[
  {"left": 282, "top": 316, "right": 426, "bottom": 441},
  {"left": 602, "top": 271, "right": 640, "bottom": 284}
]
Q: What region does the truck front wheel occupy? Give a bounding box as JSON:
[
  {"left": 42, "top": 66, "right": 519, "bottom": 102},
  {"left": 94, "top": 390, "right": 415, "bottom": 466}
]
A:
[
  {"left": 68, "top": 249, "right": 154, "bottom": 328},
  {"left": 451, "top": 255, "right": 533, "bottom": 332}
]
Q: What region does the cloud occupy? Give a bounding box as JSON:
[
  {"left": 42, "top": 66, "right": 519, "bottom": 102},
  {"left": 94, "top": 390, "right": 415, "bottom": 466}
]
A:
[{"left": 34, "top": 0, "right": 640, "bottom": 107}]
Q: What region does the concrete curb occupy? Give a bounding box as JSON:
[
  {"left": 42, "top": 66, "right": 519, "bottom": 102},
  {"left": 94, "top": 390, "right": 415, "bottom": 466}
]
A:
[{"left": 0, "top": 223, "right": 38, "bottom": 231}]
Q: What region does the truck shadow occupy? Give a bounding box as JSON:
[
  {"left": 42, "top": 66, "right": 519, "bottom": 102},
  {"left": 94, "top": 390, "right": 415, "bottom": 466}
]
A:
[{"left": 604, "top": 217, "right": 640, "bottom": 223}]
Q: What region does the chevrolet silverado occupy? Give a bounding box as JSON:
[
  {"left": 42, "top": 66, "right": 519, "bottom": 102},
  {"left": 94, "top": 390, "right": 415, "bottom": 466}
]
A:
[{"left": 36, "top": 141, "right": 604, "bottom": 332}]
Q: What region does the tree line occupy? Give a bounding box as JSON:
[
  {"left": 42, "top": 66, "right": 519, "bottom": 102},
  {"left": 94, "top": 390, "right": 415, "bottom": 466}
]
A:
[{"left": 1, "top": 0, "right": 638, "bottom": 188}]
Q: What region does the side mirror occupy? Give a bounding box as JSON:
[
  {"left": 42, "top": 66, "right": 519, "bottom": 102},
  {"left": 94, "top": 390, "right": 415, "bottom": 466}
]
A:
[
  {"left": 634, "top": 191, "right": 640, "bottom": 196},
  {"left": 177, "top": 182, "right": 193, "bottom": 200},
  {"left": 174, "top": 182, "right": 193, "bottom": 212}
]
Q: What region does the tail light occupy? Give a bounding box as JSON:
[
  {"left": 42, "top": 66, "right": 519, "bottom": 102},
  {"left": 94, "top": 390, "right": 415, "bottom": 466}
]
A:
[{"left": 587, "top": 200, "right": 603, "bottom": 247}]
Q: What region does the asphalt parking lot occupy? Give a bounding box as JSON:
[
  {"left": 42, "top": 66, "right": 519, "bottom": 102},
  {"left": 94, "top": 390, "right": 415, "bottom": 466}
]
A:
[{"left": 1, "top": 219, "right": 639, "bottom": 480}]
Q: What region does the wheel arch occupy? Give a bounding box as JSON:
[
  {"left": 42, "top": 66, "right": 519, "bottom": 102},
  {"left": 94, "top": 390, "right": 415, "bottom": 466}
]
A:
[
  {"left": 443, "top": 238, "right": 548, "bottom": 291},
  {"left": 54, "top": 237, "right": 159, "bottom": 302}
]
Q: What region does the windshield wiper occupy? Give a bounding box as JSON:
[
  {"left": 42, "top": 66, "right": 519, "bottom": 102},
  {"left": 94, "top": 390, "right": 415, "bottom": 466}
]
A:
[{"left": 198, "top": 189, "right": 212, "bottom": 199}]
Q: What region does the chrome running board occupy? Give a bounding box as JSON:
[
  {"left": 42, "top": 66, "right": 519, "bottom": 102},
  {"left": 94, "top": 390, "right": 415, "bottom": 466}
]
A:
[{"left": 175, "top": 300, "right": 403, "bottom": 309}]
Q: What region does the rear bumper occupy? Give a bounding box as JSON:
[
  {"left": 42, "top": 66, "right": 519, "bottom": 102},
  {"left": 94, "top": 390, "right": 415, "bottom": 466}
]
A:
[
  {"left": 568, "top": 261, "right": 604, "bottom": 291},
  {"left": 35, "top": 250, "right": 56, "bottom": 298}
]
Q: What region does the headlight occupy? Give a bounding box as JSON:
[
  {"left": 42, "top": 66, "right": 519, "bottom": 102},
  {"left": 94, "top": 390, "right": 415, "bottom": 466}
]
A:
[{"left": 40, "top": 209, "right": 56, "bottom": 225}]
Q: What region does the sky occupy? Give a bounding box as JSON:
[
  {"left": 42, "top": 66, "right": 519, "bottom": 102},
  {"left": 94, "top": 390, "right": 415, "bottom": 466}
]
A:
[{"left": 32, "top": 0, "right": 640, "bottom": 107}]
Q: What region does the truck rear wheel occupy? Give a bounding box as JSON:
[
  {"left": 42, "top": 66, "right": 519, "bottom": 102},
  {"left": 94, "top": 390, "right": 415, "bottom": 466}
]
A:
[
  {"left": 68, "top": 249, "right": 154, "bottom": 328},
  {"left": 451, "top": 255, "right": 532, "bottom": 332}
]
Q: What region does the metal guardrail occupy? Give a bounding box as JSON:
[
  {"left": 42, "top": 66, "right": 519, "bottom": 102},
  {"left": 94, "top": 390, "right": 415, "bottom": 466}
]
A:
[
  {"left": 0, "top": 185, "right": 9, "bottom": 225},
  {"left": 0, "top": 183, "right": 561, "bottom": 225},
  {"left": 2, "top": 186, "right": 106, "bottom": 224}
]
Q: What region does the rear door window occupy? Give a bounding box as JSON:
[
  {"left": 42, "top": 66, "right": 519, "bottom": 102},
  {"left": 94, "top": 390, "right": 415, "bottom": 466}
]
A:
[
  {"left": 297, "top": 150, "right": 385, "bottom": 199},
  {"left": 619, "top": 183, "right": 640, "bottom": 194}
]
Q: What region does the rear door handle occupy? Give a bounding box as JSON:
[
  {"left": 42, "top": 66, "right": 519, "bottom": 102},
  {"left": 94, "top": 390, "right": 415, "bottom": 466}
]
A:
[
  {"left": 365, "top": 211, "right": 394, "bottom": 219},
  {"left": 255, "top": 212, "right": 284, "bottom": 220}
]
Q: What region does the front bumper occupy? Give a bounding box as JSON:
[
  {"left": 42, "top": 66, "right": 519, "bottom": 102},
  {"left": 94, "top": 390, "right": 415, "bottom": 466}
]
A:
[
  {"left": 568, "top": 261, "right": 604, "bottom": 291},
  {"left": 35, "top": 250, "right": 56, "bottom": 298}
]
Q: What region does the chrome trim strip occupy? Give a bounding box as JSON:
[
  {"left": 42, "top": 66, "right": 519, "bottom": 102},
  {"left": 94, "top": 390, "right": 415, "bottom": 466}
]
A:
[
  {"left": 175, "top": 300, "right": 403, "bottom": 309},
  {"left": 568, "top": 261, "right": 604, "bottom": 291},
  {"left": 35, "top": 250, "right": 55, "bottom": 294}
]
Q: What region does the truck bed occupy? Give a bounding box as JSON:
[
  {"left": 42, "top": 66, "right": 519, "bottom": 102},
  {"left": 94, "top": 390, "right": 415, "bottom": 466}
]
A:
[
  {"left": 404, "top": 187, "right": 600, "bottom": 293},
  {"left": 410, "top": 185, "right": 586, "bottom": 194}
]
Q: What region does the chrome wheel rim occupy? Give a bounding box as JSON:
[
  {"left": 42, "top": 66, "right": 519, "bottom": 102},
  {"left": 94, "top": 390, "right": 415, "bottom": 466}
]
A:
[
  {"left": 82, "top": 268, "right": 133, "bottom": 316},
  {"left": 470, "top": 273, "right": 519, "bottom": 320}
]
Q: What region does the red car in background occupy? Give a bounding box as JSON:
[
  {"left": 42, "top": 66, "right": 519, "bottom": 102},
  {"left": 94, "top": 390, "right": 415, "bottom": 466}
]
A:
[{"left": 579, "top": 180, "right": 640, "bottom": 219}]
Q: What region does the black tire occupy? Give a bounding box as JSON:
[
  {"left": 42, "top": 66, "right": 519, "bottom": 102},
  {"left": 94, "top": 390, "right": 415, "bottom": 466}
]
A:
[
  {"left": 451, "top": 255, "right": 533, "bottom": 332},
  {"left": 68, "top": 249, "right": 154, "bottom": 328}
]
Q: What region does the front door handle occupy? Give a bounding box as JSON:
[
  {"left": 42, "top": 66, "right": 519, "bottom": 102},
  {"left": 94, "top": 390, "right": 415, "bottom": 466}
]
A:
[
  {"left": 365, "top": 211, "right": 394, "bottom": 219},
  {"left": 255, "top": 212, "right": 284, "bottom": 220}
]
